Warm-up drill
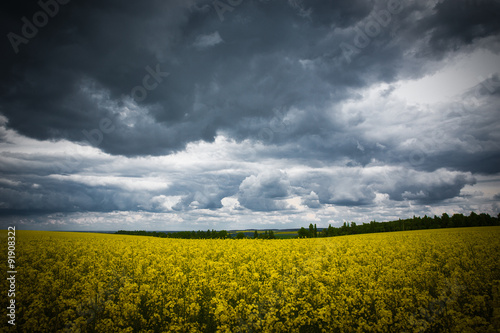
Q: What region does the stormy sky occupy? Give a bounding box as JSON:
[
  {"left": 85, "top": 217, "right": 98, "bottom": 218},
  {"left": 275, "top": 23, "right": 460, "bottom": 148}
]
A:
[{"left": 1, "top": 0, "right": 499, "bottom": 231}]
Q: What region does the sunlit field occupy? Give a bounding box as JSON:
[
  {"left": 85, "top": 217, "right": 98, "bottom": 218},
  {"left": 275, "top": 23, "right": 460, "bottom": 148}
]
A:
[{"left": 2, "top": 227, "right": 500, "bottom": 332}]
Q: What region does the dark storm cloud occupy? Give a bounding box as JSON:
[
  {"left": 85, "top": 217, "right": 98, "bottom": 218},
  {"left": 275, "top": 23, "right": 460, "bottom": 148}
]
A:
[
  {"left": 381, "top": 169, "right": 477, "bottom": 204},
  {"left": 1, "top": 0, "right": 195, "bottom": 154},
  {"left": 394, "top": 77, "right": 500, "bottom": 175},
  {"left": 415, "top": 0, "right": 500, "bottom": 58},
  {"left": 2, "top": 0, "right": 499, "bottom": 158},
  {"left": 1, "top": 0, "right": 499, "bottom": 225},
  {"left": 0, "top": 175, "right": 133, "bottom": 215}
]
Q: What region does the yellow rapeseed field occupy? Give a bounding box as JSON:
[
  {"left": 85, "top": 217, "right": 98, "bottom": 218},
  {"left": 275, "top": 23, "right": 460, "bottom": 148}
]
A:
[{"left": 1, "top": 227, "right": 500, "bottom": 332}]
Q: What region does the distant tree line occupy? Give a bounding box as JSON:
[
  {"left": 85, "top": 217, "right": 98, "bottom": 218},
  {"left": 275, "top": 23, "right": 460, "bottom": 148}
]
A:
[
  {"left": 116, "top": 229, "right": 229, "bottom": 239},
  {"left": 251, "top": 230, "right": 276, "bottom": 239},
  {"left": 297, "top": 212, "right": 500, "bottom": 238},
  {"left": 115, "top": 229, "right": 278, "bottom": 239},
  {"left": 116, "top": 212, "right": 499, "bottom": 240}
]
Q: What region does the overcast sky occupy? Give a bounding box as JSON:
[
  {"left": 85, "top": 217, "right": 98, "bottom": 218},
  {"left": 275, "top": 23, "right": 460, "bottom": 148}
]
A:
[{"left": 1, "top": 0, "right": 499, "bottom": 231}]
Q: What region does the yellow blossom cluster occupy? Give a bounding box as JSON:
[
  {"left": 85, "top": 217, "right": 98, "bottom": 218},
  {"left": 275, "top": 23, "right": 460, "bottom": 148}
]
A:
[{"left": 1, "top": 227, "right": 499, "bottom": 332}]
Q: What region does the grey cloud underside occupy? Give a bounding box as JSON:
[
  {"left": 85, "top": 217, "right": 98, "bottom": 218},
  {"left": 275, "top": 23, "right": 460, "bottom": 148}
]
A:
[
  {"left": 0, "top": 176, "right": 132, "bottom": 214},
  {"left": 1, "top": 1, "right": 499, "bottom": 158},
  {"left": 237, "top": 170, "right": 291, "bottom": 211},
  {"left": 0, "top": 152, "right": 479, "bottom": 215},
  {"left": 1, "top": 0, "right": 500, "bottom": 220}
]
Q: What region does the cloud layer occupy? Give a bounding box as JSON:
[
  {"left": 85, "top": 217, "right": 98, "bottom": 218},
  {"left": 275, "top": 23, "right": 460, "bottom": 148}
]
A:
[{"left": 0, "top": 0, "right": 499, "bottom": 230}]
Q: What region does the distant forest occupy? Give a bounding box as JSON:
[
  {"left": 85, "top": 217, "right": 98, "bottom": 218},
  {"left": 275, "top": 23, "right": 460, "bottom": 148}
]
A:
[
  {"left": 298, "top": 211, "right": 500, "bottom": 238},
  {"left": 116, "top": 211, "right": 500, "bottom": 239},
  {"left": 116, "top": 229, "right": 230, "bottom": 239},
  {"left": 115, "top": 229, "right": 276, "bottom": 239}
]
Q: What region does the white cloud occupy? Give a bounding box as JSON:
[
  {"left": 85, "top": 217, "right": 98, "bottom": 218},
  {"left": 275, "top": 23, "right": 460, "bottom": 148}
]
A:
[
  {"left": 49, "top": 174, "right": 169, "bottom": 191},
  {"left": 393, "top": 49, "right": 500, "bottom": 104},
  {"left": 193, "top": 31, "right": 223, "bottom": 49},
  {"left": 2, "top": 0, "right": 500, "bottom": 230}
]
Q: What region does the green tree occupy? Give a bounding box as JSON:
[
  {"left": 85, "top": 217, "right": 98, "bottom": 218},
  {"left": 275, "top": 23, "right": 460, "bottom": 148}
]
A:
[
  {"left": 235, "top": 232, "right": 246, "bottom": 239},
  {"left": 351, "top": 222, "right": 357, "bottom": 234},
  {"left": 452, "top": 213, "right": 465, "bottom": 227},
  {"left": 441, "top": 213, "right": 450, "bottom": 228},
  {"left": 340, "top": 222, "right": 349, "bottom": 235},
  {"left": 469, "top": 211, "right": 479, "bottom": 227},
  {"left": 327, "top": 224, "right": 335, "bottom": 237},
  {"left": 298, "top": 227, "right": 309, "bottom": 238}
]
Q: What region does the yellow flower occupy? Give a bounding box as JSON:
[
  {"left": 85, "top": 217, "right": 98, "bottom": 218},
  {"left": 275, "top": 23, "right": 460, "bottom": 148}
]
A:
[{"left": 3, "top": 227, "right": 499, "bottom": 332}]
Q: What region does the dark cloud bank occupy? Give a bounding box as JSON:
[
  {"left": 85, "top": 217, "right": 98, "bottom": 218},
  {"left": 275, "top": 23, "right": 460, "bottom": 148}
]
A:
[{"left": 0, "top": 0, "right": 499, "bottom": 229}]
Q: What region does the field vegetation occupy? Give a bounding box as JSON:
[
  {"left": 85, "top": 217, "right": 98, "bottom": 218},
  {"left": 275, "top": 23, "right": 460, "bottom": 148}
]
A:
[{"left": 1, "top": 226, "right": 500, "bottom": 332}]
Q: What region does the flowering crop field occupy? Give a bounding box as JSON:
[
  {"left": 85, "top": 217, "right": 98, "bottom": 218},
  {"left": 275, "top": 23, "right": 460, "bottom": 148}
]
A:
[{"left": 1, "top": 227, "right": 500, "bottom": 332}]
